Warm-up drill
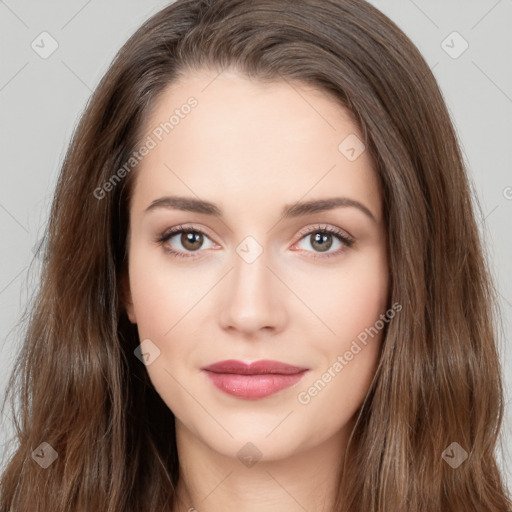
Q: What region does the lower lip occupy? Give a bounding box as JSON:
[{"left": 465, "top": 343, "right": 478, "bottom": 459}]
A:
[{"left": 203, "top": 371, "right": 308, "bottom": 399}]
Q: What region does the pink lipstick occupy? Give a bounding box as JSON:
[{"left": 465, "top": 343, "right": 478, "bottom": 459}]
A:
[{"left": 201, "top": 359, "right": 309, "bottom": 399}]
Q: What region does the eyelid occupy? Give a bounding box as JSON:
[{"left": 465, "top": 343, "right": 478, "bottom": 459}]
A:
[
  {"left": 157, "top": 223, "right": 217, "bottom": 244},
  {"left": 294, "top": 223, "right": 354, "bottom": 245}
]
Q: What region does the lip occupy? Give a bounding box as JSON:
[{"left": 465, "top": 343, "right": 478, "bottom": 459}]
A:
[{"left": 201, "top": 359, "right": 309, "bottom": 399}]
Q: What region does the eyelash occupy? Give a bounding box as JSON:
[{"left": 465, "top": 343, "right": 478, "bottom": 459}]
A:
[{"left": 156, "top": 223, "right": 355, "bottom": 260}]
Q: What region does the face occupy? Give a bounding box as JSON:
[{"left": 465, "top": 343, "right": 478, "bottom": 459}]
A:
[{"left": 123, "top": 68, "right": 389, "bottom": 462}]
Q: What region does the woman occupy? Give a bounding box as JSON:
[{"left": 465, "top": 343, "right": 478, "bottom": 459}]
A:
[{"left": 1, "top": 0, "right": 510, "bottom": 510}]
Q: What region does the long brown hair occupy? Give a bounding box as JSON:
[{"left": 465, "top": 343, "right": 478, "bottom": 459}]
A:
[{"left": 1, "top": 0, "right": 510, "bottom": 510}]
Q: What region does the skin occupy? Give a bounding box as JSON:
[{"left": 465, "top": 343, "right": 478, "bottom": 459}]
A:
[{"left": 123, "top": 68, "right": 389, "bottom": 512}]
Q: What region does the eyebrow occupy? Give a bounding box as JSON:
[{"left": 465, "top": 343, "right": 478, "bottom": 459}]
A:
[{"left": 145, "top": 195, "right": 377, "bottom": 223}]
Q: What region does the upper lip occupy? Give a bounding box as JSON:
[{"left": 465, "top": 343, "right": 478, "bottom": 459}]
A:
[{"left": 201, "top": 359, "right": 308, "bottom": 375}]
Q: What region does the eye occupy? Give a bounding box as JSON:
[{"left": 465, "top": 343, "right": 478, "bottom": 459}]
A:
[
  {"left": 156, "top": 224, "right": 217, "bottom": 259},
  {"left": 292, "top": 224, "right": 354, "bottom": 259},
  {"left": 156, "top": 223, "right": 355, "bottom": 260}
]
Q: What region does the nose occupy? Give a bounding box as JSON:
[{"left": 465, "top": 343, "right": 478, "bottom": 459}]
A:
[{"left": 218, "top": 248, "right": 287, "bottom": 337}]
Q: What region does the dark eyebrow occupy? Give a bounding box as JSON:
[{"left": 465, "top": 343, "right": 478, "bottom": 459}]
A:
[
  {"left": 281, "top": 197, "right": 376, "bottom": 223},
  {"left": 145, "top": 195, "right": 377, "bottom": 223}
]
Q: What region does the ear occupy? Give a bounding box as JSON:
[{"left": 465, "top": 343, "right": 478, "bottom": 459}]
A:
[{"left": 119, "top": 266, "right": 137, "bottom": 324}]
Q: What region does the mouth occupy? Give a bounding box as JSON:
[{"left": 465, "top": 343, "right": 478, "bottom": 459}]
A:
[{"left": 200, "top": 359, "right": 309, "bottom": 399}]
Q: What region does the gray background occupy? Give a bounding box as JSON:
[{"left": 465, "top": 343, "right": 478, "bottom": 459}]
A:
[{"left": 1, "top": 0, "right": 511, "bottom": 487}]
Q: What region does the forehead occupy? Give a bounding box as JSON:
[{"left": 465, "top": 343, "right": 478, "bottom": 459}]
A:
[{"left": 131, "top": 68, "right": 382, "bottom": 221}]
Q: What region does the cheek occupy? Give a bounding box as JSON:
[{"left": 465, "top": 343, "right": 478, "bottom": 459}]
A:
[
  {"left": 335, "top": 261, "right": 388, "bottom": 341},
  {"left": 128, "top": 244, "right": 205, "bottom": 336},
  {"left": 295, "top": 246, "right": 389, "bottom": 351},
  {"left": 127, "top": 247, "right": 200, "bottom": 413},
  {"left": 293, "top": 245, "right": 389, "bottom": 408},
  {"left": 294, "top": 251, "right": 389, "bottom": 435}
]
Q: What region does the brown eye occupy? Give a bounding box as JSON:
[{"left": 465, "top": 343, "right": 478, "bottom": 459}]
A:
[
  {"left": 309, "top": 232, "right": 334, "bottom": 252},
  {"left": 180, "top": 231, "right": 204, "bottom": 251},
  {"left": 157, "top": 226, "right": 216, "bottom": 259},
  {"left": 293, "top": 225, "right": 354, "bottom": 259}
]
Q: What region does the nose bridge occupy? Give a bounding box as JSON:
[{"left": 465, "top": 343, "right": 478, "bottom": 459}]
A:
[
  {"left": 233, "top": 242, "right": 270, "bottom": 298},
  {"left": 218, "top": 235, "right": 286, "bottom": 334}
]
